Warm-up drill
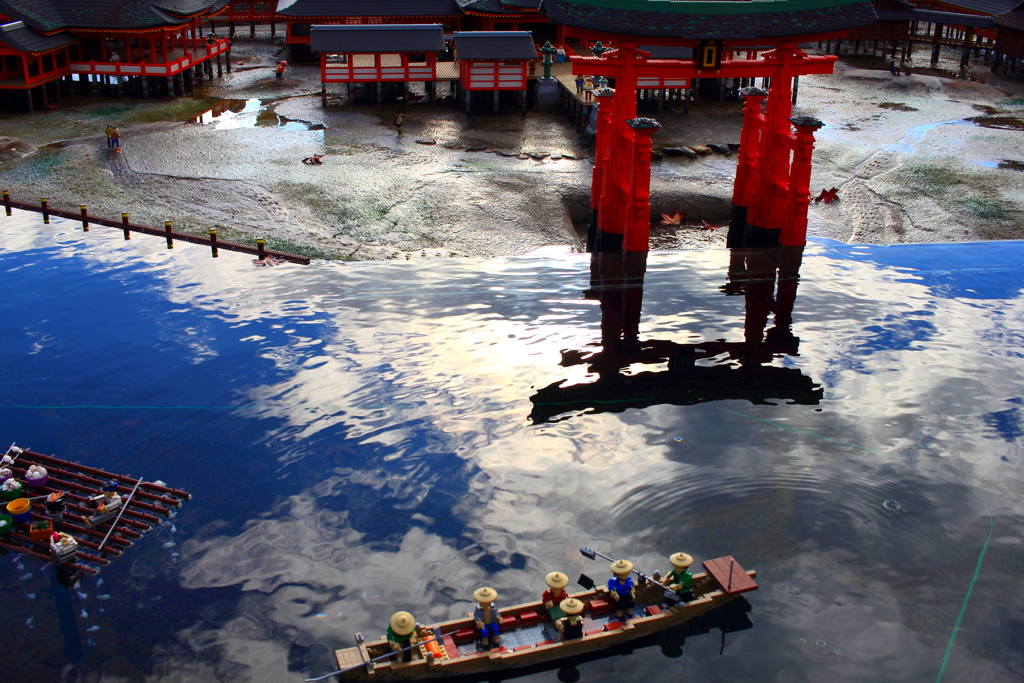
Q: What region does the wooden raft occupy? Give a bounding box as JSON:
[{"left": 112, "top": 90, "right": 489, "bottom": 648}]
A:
[{"left": 1, "top": 445, "right": 191, "bottom": 575}]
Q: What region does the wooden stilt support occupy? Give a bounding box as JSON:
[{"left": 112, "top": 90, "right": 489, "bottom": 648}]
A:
[
  {"left": 41, "top": 197, "right": 49, "bottom": 224},
  {"left": 257, "top": 237, "right": 266, "bottom": 259},
  {"left": 3, "top": 190, "right": 10, "bottom": 216},
  {"left": 209, "top": 228, "right": 219, "bottom": 257},
  {"left": 164, "top": 220, "right": 174, "bottom": 248},
  {"left": 80, "top": 205, "right": 89, "bottom": 231},
  {"left": 122, "top": 212, "right": 131, "bottom": 239}
]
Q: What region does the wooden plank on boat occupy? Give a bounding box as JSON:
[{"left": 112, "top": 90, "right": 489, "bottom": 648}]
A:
[
  {"left": 335, "top": 647, "right": 363, "bottom": 670},
  {"left": 702, "top": 556, "right": 757, "bottom": 595}
]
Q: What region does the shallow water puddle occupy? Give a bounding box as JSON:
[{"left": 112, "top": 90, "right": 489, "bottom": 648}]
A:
[{"left": 193, "top": 98, "right": 325, "bottom": 131}]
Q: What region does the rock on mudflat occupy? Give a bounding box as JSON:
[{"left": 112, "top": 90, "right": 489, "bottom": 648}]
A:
[
  {"left": 650, "top": 151, "right": 664, "bottom": 160},
  {"left": 0, "top": 136, "right": 33, "bottom": 162},
  {"left": 416, "top": 139, "right": 437, "bottom": 145},
  {"left": 708, "top": 144, "right": 731, "bottom": 155},
  {"left": 691, "top": 145, "right": 712, "bottom": 155},
  {"left": 663, "top": 147, "right": 697, "bottom": 159}
]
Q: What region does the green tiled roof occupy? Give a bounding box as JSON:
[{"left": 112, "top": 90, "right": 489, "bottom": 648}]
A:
[{"left": 546, "top": 0, "right": 876, "bottom": 37}]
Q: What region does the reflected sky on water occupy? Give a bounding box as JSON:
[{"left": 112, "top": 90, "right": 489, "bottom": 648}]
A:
[{"left": 1, "top": 210, "right": 1023, "bottom": 682}]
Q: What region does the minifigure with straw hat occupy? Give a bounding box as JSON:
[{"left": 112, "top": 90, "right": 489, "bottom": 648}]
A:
[
  {"left": 387, "top": 611, "right": 419, "bottom": 661},
  {"left": 542, "top": 571, "right": 570, "bottom": 619},
  {"left": 661, "top": 552, "right": 694, "bottom": 601},
  {"left": 473, "top": 586, "right": 502, "bottom": 649},
  {"left": 556, "top": 598, "right": 585, "bottom": 640},
  {"left": 606, "top": 559, "right": 636, "bottom": 621}
]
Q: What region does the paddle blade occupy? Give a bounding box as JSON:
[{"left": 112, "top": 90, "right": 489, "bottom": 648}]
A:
[{"left": 577, "top": 573, "right": 595, "bottom": 590}]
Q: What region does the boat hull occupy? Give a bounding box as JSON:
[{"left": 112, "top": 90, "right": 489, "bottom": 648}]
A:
[{"left": 333, "top": 561, "right": 757, "bottom": 681}]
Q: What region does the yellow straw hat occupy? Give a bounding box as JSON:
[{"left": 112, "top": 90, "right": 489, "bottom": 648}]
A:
[
  {"left": 559, "top": 598, "right": 584, "bottom": 615},
  {"left": 610, "top": 559, "right": 633, "bottom": 576},
  {"left": 473, "top": 587, "right": 498, "bottom": 604},
  {"left": 669, "top": 552, "right": 693, "bottom": 569},
  {"left": 545, "top": 572, "right": 569, "bottom": 590},
  {"left": 389, "top": 611, "right": 416, "bottom": 636}
]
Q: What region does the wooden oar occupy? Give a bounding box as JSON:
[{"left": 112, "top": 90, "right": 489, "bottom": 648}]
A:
[
  {"left": 304, "top": 635, "right": 441, "bottom": 682},
  {"left": 580, "top": 546, "right": 682, "bottom": 602}
]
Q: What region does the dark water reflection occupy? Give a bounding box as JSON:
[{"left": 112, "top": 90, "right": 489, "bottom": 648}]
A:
[{"left": 1, "top": 211, "right": 1023, "bottom": 682}]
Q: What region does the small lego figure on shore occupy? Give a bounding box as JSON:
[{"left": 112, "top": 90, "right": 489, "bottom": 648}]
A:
[
  {"left": 607, "top": 559, "right": 635, "bottom": 621},
  {"left": 583, "top": 76, "right": 594, "bottom": 101},
  {"left": 473, "top": 586, "right": 501, "bottom": 649},
  {"left": 575, "top": 75, "right": 584, "bottom": 94},
  {"left": 276, "top": 60, "right": 287, "bottom": 80},
  {"left": 557, "top": 47, "right": 566, "bottom": 64},
  {"left": 661, "top": 552, "right": 694, "bottom": 602},
  {"left": 394, "top": 113, "right": 405, "bottom": 136},
  {"left": 109, "top": 126, "right": 121, "bottom": 152},
  {"left": 105, "top": 125, "right": 114, "bottom": 148},
  {"left": 302, "top": 154, "right": 324, "bottom": 165},
  {"left": 542, "top": 571, "right": 570, "bottom": 620},
  {"left": 889, "top": 59, "right": 896, "bottom": 75},
  {"left": 387, "top": 611, "right": 419, "bottom": 662}
]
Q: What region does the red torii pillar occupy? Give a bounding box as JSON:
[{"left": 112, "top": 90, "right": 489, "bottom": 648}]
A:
[{"left": 575, "top": 42, "right": 836, "bottom": 252}]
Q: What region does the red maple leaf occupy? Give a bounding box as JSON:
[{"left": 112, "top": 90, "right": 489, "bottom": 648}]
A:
[
  {"left": 815, "top": 187, "right": 839, "bottom": 204},
  {"left": 659, "top": 210, "right": 687, "bottom": 225}
]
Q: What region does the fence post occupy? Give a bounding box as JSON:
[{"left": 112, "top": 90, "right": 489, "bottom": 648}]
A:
[
  {"left": 80, "top": 205, "right": 89, "bottom": 231},
  {"left": 257, "top": 238, "right": 266, "bottom": 259},
  {"left": 2, "top": 190, "right": 10, "bottom": 216},
  {"left": 209, "top": 227, "right": 218, "bottom": 257},
  {"left": 164, "top": 220, "right": 174, "bottom": 249},
  {"left": 41, "top": 198, "right": 49, "bottom": 224},
  {"left": 121, "top": 212, "right": 131, "bottom": 239}
]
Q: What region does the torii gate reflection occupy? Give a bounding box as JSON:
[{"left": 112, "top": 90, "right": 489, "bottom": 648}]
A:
[
  {"left": 573, "top": 42, "right": 836, "bottom": 252},
  {"left": 528, "top": 247, "right": 822, "bottom": 424}
]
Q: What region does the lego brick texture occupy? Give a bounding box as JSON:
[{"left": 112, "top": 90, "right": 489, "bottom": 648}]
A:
[
  {"left": 276, "top": 0, "right": 461, "bottom": 17},
  {"left": 545, "top": 0, "right": 878, "bottom": 38},
  {"left": 0, "top": 0, "right": 230, "bottom": 31},
  {"left": 453, "top": 31, "right": 538, "bottom": 59},
  {"left": 310, "top": 25, "right": 446, "bottom": 53}
]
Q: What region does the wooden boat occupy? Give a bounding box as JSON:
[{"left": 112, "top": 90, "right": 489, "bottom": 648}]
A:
[{"left": 331, "top": 555, "right": 756, "bottom": 681}]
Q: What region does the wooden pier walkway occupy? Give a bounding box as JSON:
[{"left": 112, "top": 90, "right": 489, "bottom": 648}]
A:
[{"left": 3, "top": 190, "right": 311, "bottom": 265}]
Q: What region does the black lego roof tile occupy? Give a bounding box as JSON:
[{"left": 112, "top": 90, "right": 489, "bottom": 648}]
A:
[
  {"left": 0, "top": 0, "right": 228, "bottom": 31},
  {"left": 310, "top": 24, "right": 446, "bottom": 52},
  {"left": 0, "top": 19, "right": 76, "bottom": 52},
  {"left": 452, "top": 30, "right": 538, "bottom": 58},
  {"left": 544, "top": 0, "right": 878, "bottom": 39},
  {"left": 276, "top": 0, "right": 461, "bottom": 17}
]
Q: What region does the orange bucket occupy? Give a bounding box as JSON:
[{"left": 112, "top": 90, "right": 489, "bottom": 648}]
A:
[{"left": 6, "top": 498, "right": 31, "bottom": 522}]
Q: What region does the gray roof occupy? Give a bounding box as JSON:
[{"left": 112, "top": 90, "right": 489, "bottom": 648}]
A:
[
  {"left": 994, "top": 2, "right": 1024, "bottom": 30},
  {"left": 310, "top": 24, "right": 446, "bottom": 53},
  {"left": 0, "top": 20, "right": 76, "bottom": 53},
  {"left": 452, "top": 31, "right": 537, "bottom": 59},
  {"left": 927, "top": 0, "right": 1017, "bottom": 15},
  {"left": 276, "top": 0, "right": 460, "bottom": 17},
  {"left": 0, "top": 0, "right": 230, "bottom": 32},
  {"left": 543, "top": 0, "right": 876, "bottom": 39},
  {"left": 878, "top": 7, "right": 995, "bottom": 26}
]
